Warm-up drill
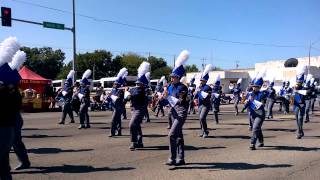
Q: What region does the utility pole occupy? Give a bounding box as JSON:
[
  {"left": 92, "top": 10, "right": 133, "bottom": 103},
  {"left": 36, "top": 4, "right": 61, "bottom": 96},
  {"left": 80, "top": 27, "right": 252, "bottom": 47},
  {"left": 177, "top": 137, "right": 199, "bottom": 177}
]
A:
[
  {"left": 236, "top": 60, "right": 239, "bottom": 69},
  {"left": 92, "top": 62, "right": 95, "bottom": 80},
  {"left": 72, "top": 0, "right": 77, "bottom": 82},
  {"left": 308, "top": 42, "right": 311, "bottom": 74},
  {"left": 201, "top": 58, "right": 206, "bottom": 71},
  {"left": 173, "top": 55, "right": 176, "bottom": 67}
]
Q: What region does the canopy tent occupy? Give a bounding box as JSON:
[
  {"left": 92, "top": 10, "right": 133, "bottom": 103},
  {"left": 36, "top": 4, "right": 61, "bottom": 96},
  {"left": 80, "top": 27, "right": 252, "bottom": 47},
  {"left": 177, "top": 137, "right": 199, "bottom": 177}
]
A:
[
  {"left": 19, "top": 66, "right": 51, "bottom": 93},
  {"left": 18, "top": 66, "right": 52, "bottom": 111}
]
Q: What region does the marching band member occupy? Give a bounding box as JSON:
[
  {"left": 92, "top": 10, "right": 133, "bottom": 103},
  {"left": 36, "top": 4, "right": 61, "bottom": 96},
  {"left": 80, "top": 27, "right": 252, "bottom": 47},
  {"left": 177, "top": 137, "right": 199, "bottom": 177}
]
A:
[
  {"left": 188, "top": 74, "right": 196, "bottom": 115},
  {"left": 127, "top": 62, "right": 150, "bottom": 150},
  {"left": 266, "top": 79, "right": 276, "bottom": 119},
  {"left": 279, "top": 81, "right": 292, "bottom": 114},
  {"left": 0, "top": 37, "right": 26, "bottom": 179},
  {"left": 10, "top": 51, "right": 31, "bottom": 171},
  {"left": 58, "top": 70, "right": 75, "bottom": 124},
  {"left": 242, "top": 69, "right": 267, "bottom": 150},
  {"left": 231, "top": 78, "right": 242, "bottom": 116},
  {"left": 212, "top": 74, "right": 222, "bottom": 124},
  {"left": 304, "top": 74, "right": 313, "bottom": 123},
  {"left": 154, "top": 76, "right": 166, "bottom": 117},
  {"left": 310, "top": 78, "right": 317, "bottom": 113},
  {"left": 293, "top": 66, "right": 308, "bottom": 139},
  {"left": 195, "top": 64, "right": 213, "bottom": 138},
  {"left": 164, "top": 50, "right": 189, "bottom": 166},
  {"left": 109, "top": 68, "right": 128, "bottom": 137},
  {"left": 78, "top": 70, "right": 91, "bottom": 129}
]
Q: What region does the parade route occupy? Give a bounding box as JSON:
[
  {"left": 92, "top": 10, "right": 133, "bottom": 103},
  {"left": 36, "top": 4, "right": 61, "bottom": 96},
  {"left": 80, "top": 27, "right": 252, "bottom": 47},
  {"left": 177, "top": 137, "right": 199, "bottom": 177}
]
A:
[{"left": 11, "top": 104, "right": 320, "bottom": 180}]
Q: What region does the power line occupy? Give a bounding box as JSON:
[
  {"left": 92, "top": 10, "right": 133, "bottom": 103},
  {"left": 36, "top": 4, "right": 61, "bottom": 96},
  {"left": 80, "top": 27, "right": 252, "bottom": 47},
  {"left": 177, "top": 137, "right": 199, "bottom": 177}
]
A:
[{"left": 9, "top": 0, "right": 308, "bottom": 48}]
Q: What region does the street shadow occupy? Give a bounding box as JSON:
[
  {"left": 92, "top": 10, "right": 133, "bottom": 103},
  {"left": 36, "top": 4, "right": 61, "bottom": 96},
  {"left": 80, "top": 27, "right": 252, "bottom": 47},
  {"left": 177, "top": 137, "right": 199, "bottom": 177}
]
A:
[
  {"left": 97, "top": 127, "right": 110, "bottom": 130},
  {"left": 303, "top": 136, "right": 320, "bottom": 139},
  {"left": 12, "top": 164, "right": 135, "bottom": 174},
  {"left": 184, "top": 127, "right": 216, "bottom": 131},
  {"left": 222, "top": 123, "right": 248, "bottom": 126},
  {"left": 169, "top": 162, "right": 292, "bottom": 170},
  {"left": 23, "top": 134, "right": 70, "bottom": 138},
  {"left": 138, "top": 145, "right": 225, "bottom": 151},
  {"left": 264, "top": 128, "right": 296, "bottom": 132},
  {"left": 208, "top": 135, "right": 250, "bottom": 139},
  {"left": 22, "top": 128, "right": 59, "bottom": 131},
  {"left": 90, "top": 122, "right": 107, "bottom": 125},
  {"left": 22, "top": 128, "right": 40, "bottom": 131},
  {"left": 143, "top": 134, "right": 168, "bottom": 138},
  {"left": 27, "top": 148, "right": 93, "bottom": 154},
  {"left": 264, "top": 145, "right": 320, "bottom": 151},
  {"left": 151, "top": 121, "right": 169, "bottom": 124},
  {"left": 111, "top": 135, "right": 130, "bottom": 138}
]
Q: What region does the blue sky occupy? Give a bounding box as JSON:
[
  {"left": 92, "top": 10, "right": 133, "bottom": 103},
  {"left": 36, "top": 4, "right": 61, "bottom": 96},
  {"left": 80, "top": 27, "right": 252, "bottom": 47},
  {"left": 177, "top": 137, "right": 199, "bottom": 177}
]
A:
[{"left": 1, "top": 0, "right": 320, "bottom": 69}]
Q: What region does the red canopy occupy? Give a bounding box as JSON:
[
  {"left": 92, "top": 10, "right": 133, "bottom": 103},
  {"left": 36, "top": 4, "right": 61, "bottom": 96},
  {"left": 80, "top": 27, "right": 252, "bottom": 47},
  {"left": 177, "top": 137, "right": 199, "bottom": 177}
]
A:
[{"left": 18, "top": 66, "right": 51, "bottom": 93}]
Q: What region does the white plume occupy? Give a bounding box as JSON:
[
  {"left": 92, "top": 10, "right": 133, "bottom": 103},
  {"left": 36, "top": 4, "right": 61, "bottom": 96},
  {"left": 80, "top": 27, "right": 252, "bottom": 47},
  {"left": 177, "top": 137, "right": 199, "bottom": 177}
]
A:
[
  {"left": 122, "top": 70, "right": 128, "bottom": 78},
  {"left": 0, "top": 37, "right": 20, "bottom": 67},
  {"left": 306, "top": 74, "right": 313, "bottom": 83},
  {"left": 175, "top": 50, "right": 190, "bottom": 68},
  {"left": 213, "top": 74, "right": 221, "bottom": 83},
  {"left": 255, "top": 67, "right": 267, "bottom": 80},
  {"left": 249, "top": 71, "right": 258, "bottom": 79},
  {"left": 310, "top": 78, "right": 315, "bottom": 84},
  {"left": 117, "top": 68, "right": 128, "bottom": 79},
  {"left": 67, "top": 70, "right": 75, "bottom": 79},
  {"left": 137, "top": 61, "right": 150, "bottom": 78},
  {"left": 180, "top": 76, "right": 186, "bottom": 83},
  {"left": 145, "top": 72, "right": 151, "bottom": 81},
  {"left": 296, "top": 65, "right": 306, "bottom": 77},
  {"left": 237, "top": 78, "right": 242, "bottom": 84},
  {"left": 9, "top": 50, "right": 26, "bottom": 70},
  {"left": 82, "top": 69, "right": 92, "bottom": 79},
  {"left": 289, "top": 77, "right": 296, "bottom": 88},
  {"left": 201, "top": 64, "right": 213, "bottom": 78},
  {"left": 159, "top": 76, "right": 166, "bottom": 83}
]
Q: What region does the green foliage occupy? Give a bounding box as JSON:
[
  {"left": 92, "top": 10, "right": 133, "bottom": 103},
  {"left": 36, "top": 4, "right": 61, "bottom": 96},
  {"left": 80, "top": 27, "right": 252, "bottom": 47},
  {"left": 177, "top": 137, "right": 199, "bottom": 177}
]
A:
[
  {"left": 57, "top": 50, "right": 116, "bottom": 80},
  {"left": 23, "top": 46, "right": 202, "bottom": 81},
  {"left": 21, "top": 47, "right": 65, "bottom": 79},
  {"left": 118, "top": 53, "right": 145, "bottom": 75},
  {"left": 185, "top": 64, "right": 199, "bottom": 73}
]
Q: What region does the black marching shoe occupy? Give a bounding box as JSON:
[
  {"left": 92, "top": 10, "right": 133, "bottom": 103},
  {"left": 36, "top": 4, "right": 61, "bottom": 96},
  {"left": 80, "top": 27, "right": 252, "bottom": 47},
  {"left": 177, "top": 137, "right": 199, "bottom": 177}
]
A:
[
  {"left": 136, "top": 143, "right": 144, "bottom": 148},
  {"left": 165, "top": 159, "right": 176, "bottom": 166},
  {"left": 85, "top": 124, "right": 91, "bottom": 128},
  {"left": 249, "top": 144, "right": 256, "bottom": 150},
  {"left": 14, "top": 162, "right": 31, "bottom": 170},
  {"left": 58, "top": 121, "right": 65, "bottom": 125},
  {"left": 257, "top": 143, "right": 264, "bottom": 147},
  {"left": 70, "top": 120, "right": 75, "bottom": 123},
  {"left": 78, "top": 125, "right": 85, "bottom": 129},
  {"left": 129, "top": 144, "right": 136, "bottom": 151},
  {"left": 176, "top": 159, "right": 186, "bottom": 166}
]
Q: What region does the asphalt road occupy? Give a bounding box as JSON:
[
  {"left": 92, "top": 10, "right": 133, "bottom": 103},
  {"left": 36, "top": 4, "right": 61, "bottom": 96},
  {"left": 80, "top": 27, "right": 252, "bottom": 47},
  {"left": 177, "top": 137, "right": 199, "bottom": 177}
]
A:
[{"left": 10, "top": 103, "right": 320, "bottom": 180}]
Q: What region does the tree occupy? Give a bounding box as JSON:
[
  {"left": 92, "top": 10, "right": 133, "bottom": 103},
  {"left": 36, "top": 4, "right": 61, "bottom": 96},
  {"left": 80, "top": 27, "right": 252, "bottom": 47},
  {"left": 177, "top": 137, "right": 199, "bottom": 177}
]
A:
[
  {"left": 119, "top": 53, "right": 145, "bottom": 75},
  {"left": 147, "top": 56, "right": 169, "bottom": 79},
  {"left": 21, "top": 47, "right": 65, "bottom": 80},
  {"left": 57, "top": 50, "right": 118, "bottom": 80},
  {"left": 185, "top": 64, "right": 199, "bottom": 73}
]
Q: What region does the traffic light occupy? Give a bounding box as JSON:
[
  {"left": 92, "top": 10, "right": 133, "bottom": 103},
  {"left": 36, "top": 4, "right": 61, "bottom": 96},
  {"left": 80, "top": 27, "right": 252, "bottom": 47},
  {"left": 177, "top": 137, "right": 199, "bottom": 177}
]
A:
[{"left": 1, "top": 7, "right": 12, "bottom": 27}]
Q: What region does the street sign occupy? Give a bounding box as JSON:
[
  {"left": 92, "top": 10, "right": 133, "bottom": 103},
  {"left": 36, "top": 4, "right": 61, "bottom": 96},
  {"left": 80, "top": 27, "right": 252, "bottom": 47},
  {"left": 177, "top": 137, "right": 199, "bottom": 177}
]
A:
[{"left": 43, "top": 21, "right": 64, "bottom": 30}]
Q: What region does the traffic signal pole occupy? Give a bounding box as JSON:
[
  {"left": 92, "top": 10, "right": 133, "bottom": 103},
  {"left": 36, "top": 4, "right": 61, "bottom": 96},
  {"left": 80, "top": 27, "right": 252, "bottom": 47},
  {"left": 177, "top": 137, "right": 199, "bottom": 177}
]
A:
[
  {"left": 72, "top": 0, "right": 77, "bottom": 82},
  {"left": 1, "top": 2, "right": 77, "bottom": 82}
]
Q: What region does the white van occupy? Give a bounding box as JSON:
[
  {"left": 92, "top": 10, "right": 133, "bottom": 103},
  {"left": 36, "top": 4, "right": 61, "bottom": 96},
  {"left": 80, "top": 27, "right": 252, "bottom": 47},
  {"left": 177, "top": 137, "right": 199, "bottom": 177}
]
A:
[
  {"left": 149, "top": 79, "right": 159, "bottom": 92},
  {"left": 100, "top": 76, "right": 137, "bottom": 93},
  {"left": 52, "top": 79, "right": 65, "bottom": 93}
]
